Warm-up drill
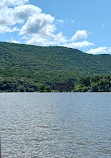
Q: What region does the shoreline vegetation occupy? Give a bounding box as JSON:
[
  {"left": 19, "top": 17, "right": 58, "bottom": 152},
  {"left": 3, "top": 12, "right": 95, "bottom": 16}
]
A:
[
  {"left": 0, "top": 42, "right": 111, "bottom": 92},
  {"left": 0, "top": 75, "right": 111, "bottom": 92}
]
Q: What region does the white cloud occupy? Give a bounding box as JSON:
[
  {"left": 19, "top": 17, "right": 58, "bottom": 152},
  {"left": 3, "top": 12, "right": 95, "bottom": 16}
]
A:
[
  {"left": 0, "top": 26, "right": 19, "bottom": 34},
  {"left": 0, "top": 0, "right": 29, "bottom": 7},
  {"left": 0, "top": 1, "right": 63, "bottom": 46},
  {"left": 25, "top": 32, "right": 67, "bottom": 46},
  {"left": 63, "top": 41, "right": 94, "bottom": 49},
  {"left": 53, "top": 32, "right": 67, "bottom": 44},
  {"left": 26, "top": 35, "right": 56, "bottom": 46},
  {"left": 0, "top": 7, "right": 15, "bottom": 26},
  {"left": 14, "top": 4, "right": 41, "bottom": 21},
  {"left": 10, "top": 38, "right": 20, "bottom": 44},
  {"left": 0, "top": 6, "right": 20, "bottom": 32},
  {"left": 0, "top": 1, "right": 42, "bottom": 34},
  {"left": 56, "top": 19, "right": 64, "bottom": 24},
  {"left": 20, "top": 14, "right": 55, "bottom": 36},
  {"left": 87, "top": 47, "right": 111, "bottom": 54},
  {"left": 0, "top": 3, "right": 41, "bottom": 26},
  {"left": 71, "top": 30, "right": 88, "bottom": 41},
  {"left": 26, "top": 36, "right": 47, "bottom": 46},
  {"left": 0, "top": 0, "right": 95, "bottom": 50}
]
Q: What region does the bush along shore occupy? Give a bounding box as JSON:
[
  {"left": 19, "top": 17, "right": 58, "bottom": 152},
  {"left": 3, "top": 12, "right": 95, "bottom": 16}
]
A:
[{"left": 0, "top": 75, "right": 111, "bottom": 92}]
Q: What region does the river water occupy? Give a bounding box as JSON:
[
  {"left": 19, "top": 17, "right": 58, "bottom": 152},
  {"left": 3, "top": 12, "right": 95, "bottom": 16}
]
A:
[{"left": 1, "top": 93, "right": 111, "bottom": 158}]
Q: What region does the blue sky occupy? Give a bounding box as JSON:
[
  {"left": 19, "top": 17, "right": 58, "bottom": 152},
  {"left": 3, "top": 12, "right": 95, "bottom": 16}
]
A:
[{"left": 0, "top": 0, "right": 111, "bottom": 54}]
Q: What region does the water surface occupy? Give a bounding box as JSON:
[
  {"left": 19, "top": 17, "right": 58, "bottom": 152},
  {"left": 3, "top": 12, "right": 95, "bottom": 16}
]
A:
[{"left": 1, "top": 93, "right": 111, "bottom": 158}]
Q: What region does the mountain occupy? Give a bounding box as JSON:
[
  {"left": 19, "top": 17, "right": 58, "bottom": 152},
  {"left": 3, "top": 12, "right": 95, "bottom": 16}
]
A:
[{"left": 0, "top": 42, "right": 111, "bottom": 91}]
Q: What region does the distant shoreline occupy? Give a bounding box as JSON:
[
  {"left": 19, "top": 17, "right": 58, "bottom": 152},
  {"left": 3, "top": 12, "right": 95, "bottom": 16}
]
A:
[{"left": 0, "top": 92, "right": 111, "bottom": 94}]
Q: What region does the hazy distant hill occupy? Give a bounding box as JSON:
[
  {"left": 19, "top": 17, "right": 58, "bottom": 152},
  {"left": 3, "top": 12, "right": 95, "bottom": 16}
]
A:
[{"left": 0, "top": 42, "right": 111, "bottom": 86}]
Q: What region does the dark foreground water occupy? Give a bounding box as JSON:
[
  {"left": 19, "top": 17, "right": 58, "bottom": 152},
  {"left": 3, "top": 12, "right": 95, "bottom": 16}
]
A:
[{"left": 0, "top": 93, "right": 111, "bottom": 158}]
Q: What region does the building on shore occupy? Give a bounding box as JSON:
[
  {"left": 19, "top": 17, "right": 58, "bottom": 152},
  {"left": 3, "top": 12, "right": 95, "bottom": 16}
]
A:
[{"left": 54, "top": 79, "right": 75, "bottom": 92}]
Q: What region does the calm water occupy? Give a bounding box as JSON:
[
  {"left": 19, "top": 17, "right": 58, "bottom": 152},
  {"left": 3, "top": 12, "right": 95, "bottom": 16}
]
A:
[{"left": 1, "top": 93, "right": 111, "bottom": 158}]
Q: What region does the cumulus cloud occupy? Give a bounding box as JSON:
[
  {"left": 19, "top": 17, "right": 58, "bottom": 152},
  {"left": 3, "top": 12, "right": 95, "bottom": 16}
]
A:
[
  {"left": 20, "top": 14, "right": 55, "bottom": 36},
  {"left": 53, "top": 32, "right": 67, "bottom": 44},
  {"left": 0, "top": 26, "right": 19, "bottom": 34},
  {"left": 0, "top": 1, "right": 42, "bottom": 34},
  {"left": 26, "top": 32, "right": 67, "bottom": 46},
  {"left": 63, "top": 41, "right": 94, "bottom": 49},
  {"left": 0, "top": 3, "right": 41, "bottom": 25},
  {"left": 26, "top": 35, "right": 56, "bottom": 46},
  {"left": 0, "top": 7, "right": 15, "bottom": 26},
  {"left": 14, "top": 4, "right": 41, "bottom": 21},
  {"left": 0, "top": 0, "right": 29, "bottom": 7},
  {"left": 26, "top": 36, "right": 47, "bottom": 46},
  {"left": 71, "top": 30, "right": 88, "bottom": 41},
  {"left": 0, "top": 0, "right": 94, "bottom": 49},
  {"left": 87, "top": 47, "right": 111, "bottom": 54}
]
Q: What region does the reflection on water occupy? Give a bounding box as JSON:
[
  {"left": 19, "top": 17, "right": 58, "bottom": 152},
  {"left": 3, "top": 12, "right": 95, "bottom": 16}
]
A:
[{"left": 1, "top": 93, "right": 111, "bottom": 158}]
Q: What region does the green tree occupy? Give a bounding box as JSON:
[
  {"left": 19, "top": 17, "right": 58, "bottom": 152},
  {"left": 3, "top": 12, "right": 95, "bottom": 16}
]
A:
[
  {"left": 39, "top": 84, "right": 45, "bottom": 92},
  {"left": 91, "top": 83, "right": 99, "bottom": 92},
  {"left": 44, "top": 86, "right": 51, "bottom": 92}
]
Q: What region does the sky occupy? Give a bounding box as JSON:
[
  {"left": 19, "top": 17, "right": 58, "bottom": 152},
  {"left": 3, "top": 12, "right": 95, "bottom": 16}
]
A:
[{"left": 0, "top": 0, "right": 111, "bottom": 54}]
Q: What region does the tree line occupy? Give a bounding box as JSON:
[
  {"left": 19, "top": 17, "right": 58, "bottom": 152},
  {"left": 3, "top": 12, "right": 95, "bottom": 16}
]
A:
[
  {"left": 0, "top": 75, "right": 111, "bottom": 92},
  {"left": 74, "top": 75, "right": 111, "bottom": 92}
]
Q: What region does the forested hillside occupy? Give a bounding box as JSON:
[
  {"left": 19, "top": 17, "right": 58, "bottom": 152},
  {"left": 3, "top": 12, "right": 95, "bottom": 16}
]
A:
[{"left": 0, "top": 42, "right": 111, "bottom": 92}]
